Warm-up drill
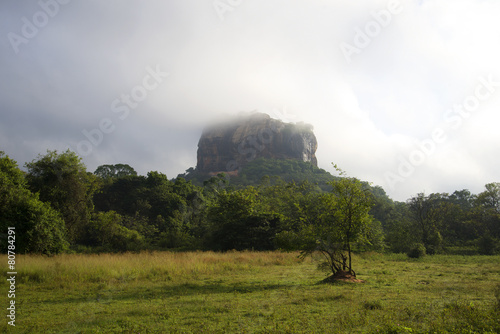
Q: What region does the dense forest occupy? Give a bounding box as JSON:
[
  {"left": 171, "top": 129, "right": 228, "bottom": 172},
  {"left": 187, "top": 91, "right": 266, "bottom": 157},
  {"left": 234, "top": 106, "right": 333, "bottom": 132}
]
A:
[{"left": 1, "top": 150, "right": 499, "bottom": 256}]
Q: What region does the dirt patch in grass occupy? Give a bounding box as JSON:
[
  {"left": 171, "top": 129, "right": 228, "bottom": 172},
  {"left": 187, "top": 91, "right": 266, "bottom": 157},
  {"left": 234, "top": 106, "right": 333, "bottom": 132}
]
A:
[{"left": 321, "top": 270, "right": 366, "bottom": 284}]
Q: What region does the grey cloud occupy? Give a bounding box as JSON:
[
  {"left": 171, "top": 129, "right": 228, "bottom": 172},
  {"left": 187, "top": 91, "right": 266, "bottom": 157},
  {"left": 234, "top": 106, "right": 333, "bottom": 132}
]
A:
[{"left": 1, "top": 0, "right": 500, "bottom": 201}]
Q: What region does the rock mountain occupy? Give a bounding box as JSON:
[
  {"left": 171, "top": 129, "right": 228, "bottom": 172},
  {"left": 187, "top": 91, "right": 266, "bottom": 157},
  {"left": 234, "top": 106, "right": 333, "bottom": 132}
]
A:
[{"left": 196, "top": 112, "right": 318, "bottom": 174}]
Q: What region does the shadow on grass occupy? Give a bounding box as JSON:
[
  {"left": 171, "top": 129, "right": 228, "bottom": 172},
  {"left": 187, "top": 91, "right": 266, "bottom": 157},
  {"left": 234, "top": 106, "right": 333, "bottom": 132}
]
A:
[
  {"left": 34, "top": 281, "right": 298, "bottom": 305},
  {"left": 315, "top": 271, "right": 366, "bottom": 285}
]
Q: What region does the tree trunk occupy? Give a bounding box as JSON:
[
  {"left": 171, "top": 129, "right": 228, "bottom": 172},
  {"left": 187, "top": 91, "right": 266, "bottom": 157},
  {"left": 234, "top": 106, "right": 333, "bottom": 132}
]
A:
[{"left": 347, "top": 242, "right": 353, "bottom": 276}]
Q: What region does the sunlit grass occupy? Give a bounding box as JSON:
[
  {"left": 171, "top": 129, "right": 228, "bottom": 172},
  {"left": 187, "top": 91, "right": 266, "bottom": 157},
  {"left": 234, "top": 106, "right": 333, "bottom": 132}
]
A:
[{"left": 1, "top": 252, "right": 499, "bottom": 333}]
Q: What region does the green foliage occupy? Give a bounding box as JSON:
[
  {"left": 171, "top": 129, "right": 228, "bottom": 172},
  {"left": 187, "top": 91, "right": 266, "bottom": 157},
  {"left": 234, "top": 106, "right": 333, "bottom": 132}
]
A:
[
  {"left": 2, "top": 147, "right": 500, "bottom": 256},
  {"left": 94, "top": 163, "right": 137, "bottom": 179},
  {"left": 357, "top": 219, "right": 385, "bottom": 252},
  {"left": 474, "top": 183, "right": 500, "bottom": 249},
  {"left": 155, "top": 211, "right": 196, "bottom": 250},
  {"left": 229, "top": 158, "right": 335, "bottom": 190},
  {"left": 476, "top": 182, "right": 500, "bottom": 214},
  {"left": 25, "top": 150, "right": 96, "bottom": 244},
  {"left": 275, "top": 230, "right": 306, "bottom": 251},
  {"left": 207, "top": 187, "right": 279, "bottom": 250},
  {"left": 426, "top": 230, "right": 443, "bottom": 255},
  {"left": 0, "top": 151, "right": 68, "bottom": 254},
  {"left": 93, "top": 175, "right": 146, "bottom": 216},
  {"left": 92, "top": 171, "right": 206, "bottom": 251},
  {"left": 87, "top": 211, "right": 144, "bottom": 252},
  {"left": 407, "top": 193, "right": 446, "bottom": 254},
  {"left": 295, "top": 165, "right": 374, "bottom": 277},
  {"left": 477, "top": 234, "right": 499, "bottom": 255},
  {"left": 407, "top": 243, "right": 426, "bottom": 258},
  {"left": 383, "top": 202, "right": 413, "bottom": 253},
  {"left": 0, "top": 151, "right": 26, "bottom": 186}
]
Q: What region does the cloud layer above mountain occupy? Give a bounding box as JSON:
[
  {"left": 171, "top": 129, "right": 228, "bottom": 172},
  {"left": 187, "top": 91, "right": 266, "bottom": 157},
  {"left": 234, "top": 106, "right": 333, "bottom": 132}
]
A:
[{"left": 1, "top": 0, "right": 499, "bottom": 200}]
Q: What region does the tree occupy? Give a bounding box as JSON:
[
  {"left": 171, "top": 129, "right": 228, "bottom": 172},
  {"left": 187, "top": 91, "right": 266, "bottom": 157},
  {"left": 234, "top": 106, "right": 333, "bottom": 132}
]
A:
[
  {"left": 203, "top": 173, "right": 228, "bottom": 199},
  {"left": 297, "top": 193, "right": 348, "bottom": 276},
  {"left": 326, "top": 166, "right": 374, "bottom": 275},
  {"left": 406, "top": 193, "right": 448, "bottom": 254},
  {"left": 92, "top": 170, "right": 208, "bottom": 250},
  {"left": 94, "top": 164, "right": 137, "bottom": 179},
  {"left": 25, "top": 150, "right": 97, "bottom": 244},
  {"left": 0, "top": 152, "right": 68, "bottom": 254},
  {"left": 440, "top": 190, "right": 477, "bottom": 246},
  {"left": 476, "top": 183, "right": 500, "bottom": 214},
  {"left": 297, "top": 165, "right": 374, "bottom": 278},
  {"left": 383, "top": 202, "right": 413, "bottom": 253},
  {"left": 473, "top": 183, "right": 500, "bottom": 253},
  {"left": 93, "top": 175, "right": 147, "bottom": 216},
  {"left": 207, "top": 187, "right": 278, "bottom": 250}
]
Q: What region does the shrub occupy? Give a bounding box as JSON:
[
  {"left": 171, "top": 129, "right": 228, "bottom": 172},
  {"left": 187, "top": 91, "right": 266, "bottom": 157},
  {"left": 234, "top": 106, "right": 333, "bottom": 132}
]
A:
[
  {"left": 407, "top": 243, "right": 426, "bottom": 258},
  {"left": 87, "top": 211, "right": 144, "bottom": 252},
  {"left": 477, "top": 235, "right": 498, "bottom": 255},
  {"left": 426, "top": 231, "right": 443, "bottom": 255}
]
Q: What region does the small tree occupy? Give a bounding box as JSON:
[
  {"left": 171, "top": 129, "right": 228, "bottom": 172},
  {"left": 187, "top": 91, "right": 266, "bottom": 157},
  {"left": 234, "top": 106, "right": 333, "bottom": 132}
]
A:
[
  {"left": 330, "top": 166, "right": 373, "bottom": 274},
  {"left": 299, "top": 165, "right": 373, "bottom": 278}
]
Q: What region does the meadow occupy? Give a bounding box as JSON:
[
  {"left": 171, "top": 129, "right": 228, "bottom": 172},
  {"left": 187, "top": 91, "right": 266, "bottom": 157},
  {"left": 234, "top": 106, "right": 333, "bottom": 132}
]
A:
[{"left": 1, "top": 251, "right": 499, "bottom": 333}]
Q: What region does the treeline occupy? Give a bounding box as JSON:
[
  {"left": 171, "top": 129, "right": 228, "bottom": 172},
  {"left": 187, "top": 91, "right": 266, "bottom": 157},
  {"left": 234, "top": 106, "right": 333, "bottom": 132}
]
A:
[
  {"left": 383, "top": 189, "right": 500, "bottom": 255},
  {"left": 0, "top": 150, "right": 499, "bottom": 255}
]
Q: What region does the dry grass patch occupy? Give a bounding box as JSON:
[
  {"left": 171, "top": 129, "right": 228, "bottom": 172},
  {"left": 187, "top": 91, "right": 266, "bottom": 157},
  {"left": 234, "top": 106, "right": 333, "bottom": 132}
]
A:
[{"left": 2, "top": 251, "right": 303, "bottom": 285}]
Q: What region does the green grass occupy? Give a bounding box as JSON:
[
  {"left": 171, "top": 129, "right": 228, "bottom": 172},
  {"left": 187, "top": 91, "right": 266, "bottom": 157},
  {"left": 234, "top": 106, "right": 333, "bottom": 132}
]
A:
[{"left": 1, "top": 251, "right": 500, "bottom": 333}]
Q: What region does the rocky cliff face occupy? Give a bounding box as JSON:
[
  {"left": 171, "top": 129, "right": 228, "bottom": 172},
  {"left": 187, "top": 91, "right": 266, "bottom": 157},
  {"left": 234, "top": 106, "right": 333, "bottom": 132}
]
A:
[{"left": 197, "top": 113, "right": 317, "bottom": 174}]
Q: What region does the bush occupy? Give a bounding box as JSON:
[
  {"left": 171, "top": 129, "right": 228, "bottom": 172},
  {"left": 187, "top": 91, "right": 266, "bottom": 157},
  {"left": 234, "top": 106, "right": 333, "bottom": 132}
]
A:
[
  {"left": 407, "top": 243, "right": 426, "bottom": 258},
  {"left": 477, "top": 235, "right": 498, "bottom": 255},
  {"left": 86, "top": 211, "right": 144, "bottom": 252},
  {"left": 426, "top": 231, "right": 443, "bottom": 255}
]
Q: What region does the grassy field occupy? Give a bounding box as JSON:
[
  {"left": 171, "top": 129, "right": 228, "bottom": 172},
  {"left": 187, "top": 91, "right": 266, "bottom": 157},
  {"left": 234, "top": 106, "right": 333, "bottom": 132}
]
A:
[{"left": 1, "top": 251, "right": 499, "bottom": 333}]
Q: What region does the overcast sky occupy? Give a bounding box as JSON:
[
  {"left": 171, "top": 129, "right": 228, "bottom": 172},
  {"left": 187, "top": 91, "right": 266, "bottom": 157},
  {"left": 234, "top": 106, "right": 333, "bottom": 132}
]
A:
[{"left": 1, "top": 0, "right": 500, "bottom": 201}]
